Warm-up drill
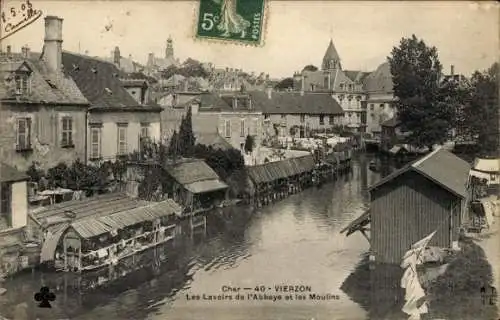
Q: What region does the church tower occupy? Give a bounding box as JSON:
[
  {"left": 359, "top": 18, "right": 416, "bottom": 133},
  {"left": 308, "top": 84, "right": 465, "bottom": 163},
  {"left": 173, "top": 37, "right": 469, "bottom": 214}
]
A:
[
  {"left": 321, "top": 39, "right": 342, "bottom": 71},
  {"left": 165, "top": 36, "right": 174, "bottom": 59}
]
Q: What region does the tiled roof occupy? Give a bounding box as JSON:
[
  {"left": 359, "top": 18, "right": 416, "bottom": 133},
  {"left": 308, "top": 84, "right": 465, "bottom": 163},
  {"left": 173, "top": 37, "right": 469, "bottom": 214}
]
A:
[
  {"left": 0, "top": 163, "right": 29, "bottom": 182},
  {"left": 62, "top": 51, "right": 160, "bottom": 112},
  {"left": 344, "top": 70, "right": 371, "bottom": 83},
  {"left": 363, "top": 62, "right": 393, "bottom": 93},
  {"left": 194, "top": 132, "right": 232, "bottom": 150},
  {"left": 164, "top": 159, "right": 221, "bottom": 185},
  {"left": 0, "top": 54, "right": 89, "bottom": 105},
  {"left": 199, "top": 92, "right": 258, "bottom": 112},
  {"left": 249, "top": 91, "right": 344, "bottom": 115},
  {"left": 369, "top": 147, "right": 471, "bottom": 198}
]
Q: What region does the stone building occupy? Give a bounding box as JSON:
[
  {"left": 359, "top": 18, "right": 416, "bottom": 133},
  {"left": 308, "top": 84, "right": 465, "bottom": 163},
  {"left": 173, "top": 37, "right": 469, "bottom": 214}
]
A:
[
  {"left": 0, "top": 16, "right": 90, "bottom": 172},
  {"left": 292, "top": 39, "right": 396, "bottom": 135}
]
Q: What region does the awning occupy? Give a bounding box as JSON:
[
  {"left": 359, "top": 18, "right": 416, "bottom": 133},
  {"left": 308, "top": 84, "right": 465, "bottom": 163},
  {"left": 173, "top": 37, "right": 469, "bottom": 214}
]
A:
[
  {"left": 40, "top": 224, "right": 69, "bottom": 263},
  {"left": 69, "top": 199, "right": 182, "bottom": 239},
  {"left": 340, "top": 210, "right": 370, "bottom": 237},
  {"left": 184, "top": 180, "right": 228, "bottom": 194}
]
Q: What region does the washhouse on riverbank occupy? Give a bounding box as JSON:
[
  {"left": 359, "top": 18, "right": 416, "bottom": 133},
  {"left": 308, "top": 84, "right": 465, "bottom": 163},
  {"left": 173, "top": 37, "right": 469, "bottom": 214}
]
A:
[
  {"left": 28, "top": 192, "right": 181, "bottom": 272},
  {"left": 342, "top": 147, "right": 471, "bottom": 264}
]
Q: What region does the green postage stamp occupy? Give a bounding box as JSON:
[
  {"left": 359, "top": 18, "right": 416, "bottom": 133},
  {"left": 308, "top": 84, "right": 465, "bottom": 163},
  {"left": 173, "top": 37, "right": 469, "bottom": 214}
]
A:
[{"left": 196, "top": 0, "right": 266, "bottom": 45}]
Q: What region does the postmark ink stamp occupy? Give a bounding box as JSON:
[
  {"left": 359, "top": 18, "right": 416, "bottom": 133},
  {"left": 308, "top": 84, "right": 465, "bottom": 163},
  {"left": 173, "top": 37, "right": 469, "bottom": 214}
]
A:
[
  {"left": 0, "top": 0, "right": 42, "bottom": 41},
  {"left": 196, "top": 0, "right": 266, "bottom": 45}
]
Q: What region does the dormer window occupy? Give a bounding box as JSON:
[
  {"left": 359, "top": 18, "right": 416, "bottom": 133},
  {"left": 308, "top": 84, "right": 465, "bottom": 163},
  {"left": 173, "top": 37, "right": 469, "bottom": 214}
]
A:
[
  {"left": 14, "top": 73, "right": 30, "bottom": 95},
  {"left": 339, "top": 83, "right": 344, "bottom": 90}
]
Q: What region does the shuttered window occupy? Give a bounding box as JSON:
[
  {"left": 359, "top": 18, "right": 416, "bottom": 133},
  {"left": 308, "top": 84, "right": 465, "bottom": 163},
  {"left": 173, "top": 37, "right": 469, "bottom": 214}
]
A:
[
  {"left": 61, "top": 117, "right": 73, "bottom": 146},
  {"left": 90, "top": 127, "right": 101, "bottom": 159},
  {"left": 16, "top": 118, "right": 31, "bottom": 150},
  {"left": 117, "top": 125, "right": 128, "bottom": 155},
  {"left": 224, "top": 119, "right": 231, "bottom": 138},
  {"left": 240, "top": 119, "right": 245, "bottom": 137}
]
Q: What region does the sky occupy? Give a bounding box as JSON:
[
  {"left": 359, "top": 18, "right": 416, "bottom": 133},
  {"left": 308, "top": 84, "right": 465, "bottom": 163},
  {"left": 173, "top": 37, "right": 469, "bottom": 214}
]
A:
[{"left": 0, "top": 0, "right": 498, "bottom": 78}]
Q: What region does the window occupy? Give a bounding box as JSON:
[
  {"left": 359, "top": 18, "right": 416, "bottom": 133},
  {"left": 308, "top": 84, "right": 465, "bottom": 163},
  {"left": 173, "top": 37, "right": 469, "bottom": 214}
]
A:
[
  {"left": 117, "top": 124, "right": 128, "bottom": 155},
  {"left": 16, "top": 118, "right": 31, "bottom": 151},
  {"left": 300, "top": 115, "right": 305, "bottom": 123},
  {"left": 61, "top": 117, "right": 73, "bottom": 147},
  {"left": 319, "top": 115, "right": 324, "bottom": 125},
  {"left": 224, "top": 119, "right": 231, "bottom": 138},
  {"left": 380, "top": 103, "right": 385, "bottom": 109},
  {"left": 140, "top": 123, "right": 150, "bottom": 138},
  {"left": 339, "top": 95, "right": 344, "bottom": 102},
  {"left": 339, "top": 83, "right": 344, "bottom": 90},
  {"left": 14, "top": 74, "right": 30, "bottom": 94},
  {"left": 281, "top": 114, "right": 286, "bottom": 119},
  {"left": 1, "top": 182, "right": 12, "bottom": 228},
  {"left": 240, "top": 119, "right": 245, "bottom": 137},
  {"left": 310, "top": 84, "right": 315, "bottom": 91},
  {"left": 329, "top": 115, "right": 334, "bottom": 125},
  {"left": 90, "top": 127, "right": 101, "bottom": 160},
  {"left": 348, "top": 84, "right": 352, "bottom": 91},
  {"left": 370, "top": 104, "right": 375, "bottom": 111},
  {"left": 264, "top": 114, "right": 270, "bottom": 119}
]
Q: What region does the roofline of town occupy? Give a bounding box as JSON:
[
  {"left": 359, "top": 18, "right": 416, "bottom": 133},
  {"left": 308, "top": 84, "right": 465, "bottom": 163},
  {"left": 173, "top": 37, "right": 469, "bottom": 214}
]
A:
[
  {"left": 88, "top": 106, "right": 163, "bottom": 112},
  {"left": 0, "top": 99, "right": 90, "bottom": 107}
]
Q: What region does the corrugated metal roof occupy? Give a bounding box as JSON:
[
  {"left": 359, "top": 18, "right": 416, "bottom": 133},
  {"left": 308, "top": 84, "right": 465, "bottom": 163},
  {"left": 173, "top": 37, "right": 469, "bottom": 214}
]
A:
[
  {"left": 71, "top": 199, "right": 182, "bottom": 239},
  {"left": 248, "top": 155, "right": 315, "bottom": 184},
  {"left": 184, "top": 179, "right": 228, "bottom": 194},
  {"left": 369, "top": 147, "right": 471, "bottom": 198},
  {"left": 30, "top": 193, "right": 148, "bottom": 227}
]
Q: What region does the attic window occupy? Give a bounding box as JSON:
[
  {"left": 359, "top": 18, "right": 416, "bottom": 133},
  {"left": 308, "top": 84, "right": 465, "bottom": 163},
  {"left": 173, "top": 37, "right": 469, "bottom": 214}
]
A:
[
  {"left": 105, "top": 88, "right": 113, "bottom": 95},
  {"left": 91, "top": 67, "right": 97, "bottom": 74},
  {"left": 46, "top": 79, "right": 57, "bottom": 89}
]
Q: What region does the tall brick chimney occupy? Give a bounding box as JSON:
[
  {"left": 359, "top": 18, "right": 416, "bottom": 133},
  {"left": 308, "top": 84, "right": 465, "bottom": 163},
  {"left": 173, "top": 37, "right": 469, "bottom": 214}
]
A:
[
  {"left": 44, "top": 16, "right": 63, "bottom": 73},
  {"left": 450, "top": 65, "right": 455, "bottom": 76},
  {"left": 113, "top": 46, "right": 121, "bottom": 67}
]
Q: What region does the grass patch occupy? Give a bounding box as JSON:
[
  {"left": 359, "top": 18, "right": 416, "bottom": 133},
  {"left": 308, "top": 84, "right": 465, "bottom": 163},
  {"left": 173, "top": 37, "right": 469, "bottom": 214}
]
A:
[{"left": 425, "top": 237, "right": 498, "bottom": 320}]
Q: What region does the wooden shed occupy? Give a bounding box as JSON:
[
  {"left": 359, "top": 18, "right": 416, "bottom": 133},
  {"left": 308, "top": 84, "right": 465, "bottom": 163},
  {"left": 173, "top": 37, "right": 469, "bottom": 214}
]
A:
[{"left": 342, "top": 147, "right": 471, "bottom": 264}]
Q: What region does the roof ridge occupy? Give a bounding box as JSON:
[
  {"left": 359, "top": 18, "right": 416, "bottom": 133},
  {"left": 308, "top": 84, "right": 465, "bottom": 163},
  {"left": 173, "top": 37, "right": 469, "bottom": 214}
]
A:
[
  {"left": 63, "top": 50, "right": 117, "bottom": 66},
  {"left": 411, "top": 146, "right": 443, "bottom": 168}
]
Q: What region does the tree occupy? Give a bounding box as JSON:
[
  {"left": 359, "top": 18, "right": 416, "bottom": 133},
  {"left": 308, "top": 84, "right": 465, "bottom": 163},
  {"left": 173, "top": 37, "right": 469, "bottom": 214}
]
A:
[
  {"left": 302, "top": 65, "right": 318, "bottom": 72},
  {"left": 244, "top": 135, "right": 255, "bottom": 153},
  {"left": 178, "top": 106, "right": 196, "bottom": 157},
  {"left": 388, "top": 35, "right": 453, "bottom": 150},
  {"left": 464, "top": 63, "right": 499, "bottom": 156},
  {"left": 167, "top": 130, "right": 180, "bottom": 158},
  {"left": 274, "top": 77, "right": 294, "bottom": 91}
]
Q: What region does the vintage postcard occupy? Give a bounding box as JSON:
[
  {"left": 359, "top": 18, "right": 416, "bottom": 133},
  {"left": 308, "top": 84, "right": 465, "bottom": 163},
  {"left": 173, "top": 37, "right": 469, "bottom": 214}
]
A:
[{"left": 0, "top": 1, "right": 499, "bottom": 319}]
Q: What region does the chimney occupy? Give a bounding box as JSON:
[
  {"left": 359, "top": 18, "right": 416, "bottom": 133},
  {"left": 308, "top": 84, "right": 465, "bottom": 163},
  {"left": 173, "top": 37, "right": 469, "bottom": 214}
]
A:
[
  {"left": 232, "top": 97, "right": 238, "bottom": 109},
  {"left": 450, "top": 65, "right": 455, "bottom": 76},
  {"left": 300, "top": 74, "right": 305, "bottom": 96},
  {"left": 113, "top": 46, "right": 121, "bottom": 67},
  {"left": 6, "top": 45, "right": 11, "bottom": 56},
  {"left": 183, "top": 80, "right": 189, "bottom": 92},
  {"left": 266, "top": 86, "right": 272, "bottom": 100},
  {"left": 21, "top": 46, "right": 28, "bottom": 58},
  {"left": 44, "top": 16, "right": 64, "bottom": 73},
  {"left": 147, "top": 53, "right": 154, "bottom": 66}
]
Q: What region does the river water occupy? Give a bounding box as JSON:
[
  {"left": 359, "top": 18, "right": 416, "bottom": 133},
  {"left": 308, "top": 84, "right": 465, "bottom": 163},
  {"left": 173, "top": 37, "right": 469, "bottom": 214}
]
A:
[{"left": 0, "top": 155, "right": 397, "bottom": 320}]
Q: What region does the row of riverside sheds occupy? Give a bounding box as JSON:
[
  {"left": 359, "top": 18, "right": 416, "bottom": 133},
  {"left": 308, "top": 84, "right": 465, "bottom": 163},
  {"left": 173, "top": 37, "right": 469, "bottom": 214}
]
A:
[
  {"left": 246, "top": 155, "right": 316, "bottom": 205},
  {"left": 341, "top": 147, "right": 472, "bottom": 264},
  {"left": 28, "top": 192, "right": 182, "bottom": 272}
]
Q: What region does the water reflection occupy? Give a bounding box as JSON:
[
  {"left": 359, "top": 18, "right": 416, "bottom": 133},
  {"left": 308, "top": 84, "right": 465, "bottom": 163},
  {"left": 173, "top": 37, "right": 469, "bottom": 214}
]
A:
[{"left": 0, "top": 155, "right": 420, "bottom": 320}]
